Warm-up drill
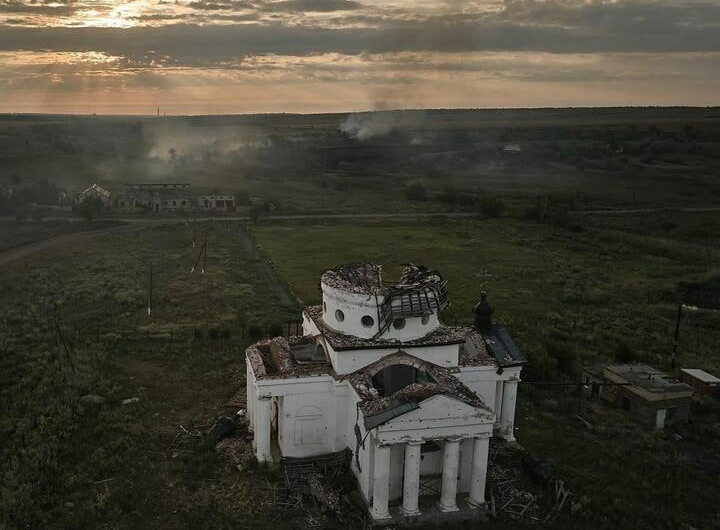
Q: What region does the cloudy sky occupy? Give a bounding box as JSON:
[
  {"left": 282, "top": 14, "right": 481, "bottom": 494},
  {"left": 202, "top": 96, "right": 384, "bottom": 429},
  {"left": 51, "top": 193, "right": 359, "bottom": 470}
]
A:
[{"left": 0, "top": 0, "right": 719, "bottom": 114}]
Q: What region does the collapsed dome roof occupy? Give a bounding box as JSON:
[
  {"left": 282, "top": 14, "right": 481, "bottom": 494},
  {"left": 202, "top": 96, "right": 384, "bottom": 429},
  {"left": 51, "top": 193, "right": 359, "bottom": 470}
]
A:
[
  {"left": 321, "top": 262, "right": 446, "bottom": 296},
  {"left": 321, "top": 262, "right": 384, "bottom": 294}
]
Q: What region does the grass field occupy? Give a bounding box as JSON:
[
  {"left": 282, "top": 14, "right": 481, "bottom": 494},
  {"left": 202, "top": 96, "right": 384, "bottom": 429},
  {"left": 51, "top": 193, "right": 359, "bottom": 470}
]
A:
[
  {"left": 0, "top": 219, "right": 122, "bottom": 252},
  {"left": 0, "top": 223, "right": 302, "bottom": 530}
]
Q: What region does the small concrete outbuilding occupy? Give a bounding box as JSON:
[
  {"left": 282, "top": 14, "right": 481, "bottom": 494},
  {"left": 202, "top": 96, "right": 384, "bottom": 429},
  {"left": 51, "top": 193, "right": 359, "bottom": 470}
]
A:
[
  {"left": 583, "top": 364, "right": 694, "bottom": 429},
  {"left": 680, "top": 369, "right": 720, "bottom": 399}
]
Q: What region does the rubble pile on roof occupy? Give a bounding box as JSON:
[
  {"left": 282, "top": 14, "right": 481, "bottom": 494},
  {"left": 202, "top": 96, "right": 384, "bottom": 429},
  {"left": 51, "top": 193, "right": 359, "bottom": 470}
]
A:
[
  {"left": 459, "top": 329, "right": 496, "bottom": 366},
  {"left": 321, "top": 263, "right": 383, "bottom": 294},
  {"left": 305, "top": 305, "right": 466, "bottom": 350},
  {"left": 246, "top": 336, "right": 332, "bottom": 380},
  {"left": 348, "top": 352, "right": 489, "bottom": 415}
]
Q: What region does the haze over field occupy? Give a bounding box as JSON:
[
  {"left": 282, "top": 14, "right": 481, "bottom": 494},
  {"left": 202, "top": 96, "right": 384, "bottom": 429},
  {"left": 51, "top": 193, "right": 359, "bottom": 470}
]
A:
[{"left": 1, "top": 0, "right": 719, "bottom": 114}]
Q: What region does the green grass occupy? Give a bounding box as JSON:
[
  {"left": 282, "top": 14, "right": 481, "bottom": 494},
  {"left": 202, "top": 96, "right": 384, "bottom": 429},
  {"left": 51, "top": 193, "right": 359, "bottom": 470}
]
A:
[
  {"left": 251, "top": 217, "right": 720, "bottom": 372},
  {"left": 0, "top": 223, "right": 298, "bottom": 530},
  {"left": 0, "top": 219, "right": 121, "bottom": 252}
]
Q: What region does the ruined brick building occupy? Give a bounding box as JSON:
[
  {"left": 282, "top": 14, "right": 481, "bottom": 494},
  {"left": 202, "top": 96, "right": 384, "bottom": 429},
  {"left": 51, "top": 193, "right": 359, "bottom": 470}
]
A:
[{"left": 245, "top": 263, "right": 526, "bottom": 523}]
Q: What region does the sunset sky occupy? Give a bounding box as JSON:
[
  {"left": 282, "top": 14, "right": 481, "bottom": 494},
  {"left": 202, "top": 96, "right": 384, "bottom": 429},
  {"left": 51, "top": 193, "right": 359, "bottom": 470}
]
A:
[{"left": 1, "top": 0, "right": 719, "bottom": 114}]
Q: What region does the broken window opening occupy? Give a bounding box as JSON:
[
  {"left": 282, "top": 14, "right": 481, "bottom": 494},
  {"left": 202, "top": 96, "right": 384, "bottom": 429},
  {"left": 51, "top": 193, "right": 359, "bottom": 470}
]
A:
[{"left": 371, "top": 364, "right": 436, "bottom": 397}]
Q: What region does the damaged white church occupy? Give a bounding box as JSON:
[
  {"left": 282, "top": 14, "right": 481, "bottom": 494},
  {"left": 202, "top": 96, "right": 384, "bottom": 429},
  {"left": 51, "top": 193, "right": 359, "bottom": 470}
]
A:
[{"left": 245, "top": 263, "right": 527, "bottom": 523}]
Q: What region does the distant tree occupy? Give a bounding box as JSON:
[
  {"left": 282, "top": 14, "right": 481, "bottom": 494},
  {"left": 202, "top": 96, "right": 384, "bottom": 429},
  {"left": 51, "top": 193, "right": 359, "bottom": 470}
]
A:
[
  {"left": 168, "top": 147, "right": 177, "bottom": 162},
  {"left": 248, "top": 325, "right": 263, "bottom": 340},
  {"left": 31, "top": 208, "right": 45, "bottom": 223},
  {"left": 77, "top": 197, "right": 103, "bottom": 222},
  {"left": 438, "top": 185, "right": 458, "bottom": 204},
  {"left": 477, "top": 195, "right": 506, "bottom": 218},
  {"left": 249, "top": 203, "right": 263, "bottom": 223},
  {"left": 405, "top": 183, "right": 427, "bottom": 201}
]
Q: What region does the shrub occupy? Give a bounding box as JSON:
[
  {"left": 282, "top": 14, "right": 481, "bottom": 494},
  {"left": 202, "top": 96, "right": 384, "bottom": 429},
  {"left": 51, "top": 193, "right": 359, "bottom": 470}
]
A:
[
  {"left": 478, "top": 195, "right": 506, "bottom": 218},
  {"left": 544, "top": 336, "right": 577, "bottom": 376},
  {"left": 248, "top": 325, "right": 263, "bottom": 340},
  {"left": 405, "top": 183, "right": 427, "bottom": 201},
  {"left": 438, "top": 185, "right": 458, "bottom": 204}
]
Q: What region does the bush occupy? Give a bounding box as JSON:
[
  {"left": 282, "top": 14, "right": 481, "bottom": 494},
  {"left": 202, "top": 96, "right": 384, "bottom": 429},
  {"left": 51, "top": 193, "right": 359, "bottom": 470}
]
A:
[
  {"left": 478, "top": 195, "right": 506, "bottom": 218},
  {"left": 438, "top": 185, "right": 458, "bottom": 204},
  {"left": 248, "top": 325, "right": 263, "bottom": 340},
  {"left": 405, "top": 183, "right": 427, "bottom": 201},
  {"left": 544, "top": 336, "right": 577, "bottom": 376},
  {"left": 523, "top": 345, "right": 557, "bottom": 380},
  {"left": 614, "top": 340, "right": 635, "bottom": 363}
]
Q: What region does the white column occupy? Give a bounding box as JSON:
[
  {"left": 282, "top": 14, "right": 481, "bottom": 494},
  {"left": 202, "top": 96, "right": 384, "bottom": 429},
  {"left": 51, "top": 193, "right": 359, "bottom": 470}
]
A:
[
  {"left": 500, "top": 379, "right": 519, "bottom": 441},
  {"left": 372, "top": 443, "right": 392, "bottom": 520},
  {"left": 655, "top": 409, "right": 667, "bottom": 429},
  {"left": 254, "top": 395, "right": 272, "bottom": 462},
  {"left": 400, "top": 442, "right": 422, "bottom": 516},
  {"left": 459, "top": 438, "right": 473, "bottom": 492},
  {"left": 247, "top": 365, "right": 255, "bottom": 431},
  {"left": 438, "top": 439, "right": 461, "bottom": 512},
  {"left": 494, "top": 381, "right": 504, "bottom": 430},
  {"left": 468, "top": 436, "right": 489, "bottom": 508}
]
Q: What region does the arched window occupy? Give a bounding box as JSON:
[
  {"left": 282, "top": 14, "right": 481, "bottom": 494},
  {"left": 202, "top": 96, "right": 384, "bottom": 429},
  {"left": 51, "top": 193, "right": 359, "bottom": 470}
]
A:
[{"left": 315, "top": 343, "right": 327, "bottom": 361}]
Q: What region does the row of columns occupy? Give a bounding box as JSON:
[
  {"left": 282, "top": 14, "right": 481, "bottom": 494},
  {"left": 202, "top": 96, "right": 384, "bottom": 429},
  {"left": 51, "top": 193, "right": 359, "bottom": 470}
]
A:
[{"left": 372, "top": 436, "right": 490, "bottom": 520}]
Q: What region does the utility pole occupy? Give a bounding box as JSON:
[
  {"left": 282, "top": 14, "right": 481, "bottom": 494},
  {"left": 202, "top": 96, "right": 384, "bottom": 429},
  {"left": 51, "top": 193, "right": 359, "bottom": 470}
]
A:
[
  {"left": 147, "top": 262, "right": 153, "bottom": 317},
  {"left": 54, "top": 316, "right": 76, "bottom": 377},
  {"left": 671, "top": 303, "right": 683, "bottom": 369},
  {"left": 191, "top": 235, "right": 207, "bottom": 274},
  {"left": 202, "top": 233, "right": 207, "bottom": 274}
]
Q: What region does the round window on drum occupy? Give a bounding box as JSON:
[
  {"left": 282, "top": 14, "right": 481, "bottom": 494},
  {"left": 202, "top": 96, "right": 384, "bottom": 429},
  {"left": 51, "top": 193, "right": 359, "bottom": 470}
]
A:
[
  {"left": 361, "top": 315, "right": 374, "bottom": 328},
  {"left": 335, "top": 309, "right": 345, "bottom": 322},
  {"left": 392, "top": 318, "right": 406, "bottom": 330}
]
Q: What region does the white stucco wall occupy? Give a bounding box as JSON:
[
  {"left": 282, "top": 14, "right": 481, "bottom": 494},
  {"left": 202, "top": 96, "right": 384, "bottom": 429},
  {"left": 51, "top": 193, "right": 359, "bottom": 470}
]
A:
[
  {"left": 329, "top": 343, "right": 460, "bottom": 374},
  {"left": 321, "top": 282, "right": 441, "bottom": 341}
]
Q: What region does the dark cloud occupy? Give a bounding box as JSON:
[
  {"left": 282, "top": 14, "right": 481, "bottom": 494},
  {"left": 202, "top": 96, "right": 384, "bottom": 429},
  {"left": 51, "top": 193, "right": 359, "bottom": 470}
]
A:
[
  {"left": 186, "top": 0, "right": 254, "bottom": 11},
  {"left": 0, "top": 0, "right": 718, "bottom": 70},
  {"left": 257, "top": 0, "right": 362, "bottom": 12},
  {"left": 0, "top": 0, "right": 76, "bottom": 15}
]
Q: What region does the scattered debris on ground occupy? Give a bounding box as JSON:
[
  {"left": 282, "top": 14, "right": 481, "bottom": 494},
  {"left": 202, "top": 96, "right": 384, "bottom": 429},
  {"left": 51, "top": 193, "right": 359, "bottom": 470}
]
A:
[{"left": 488, "top": 439, "right": 577, "bottom": 524}]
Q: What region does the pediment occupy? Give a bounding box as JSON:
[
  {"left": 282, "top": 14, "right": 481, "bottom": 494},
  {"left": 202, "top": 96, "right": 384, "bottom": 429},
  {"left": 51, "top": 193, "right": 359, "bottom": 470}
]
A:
[{"left": 376, "top": 393, "right": 493, "bottom": 432}]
